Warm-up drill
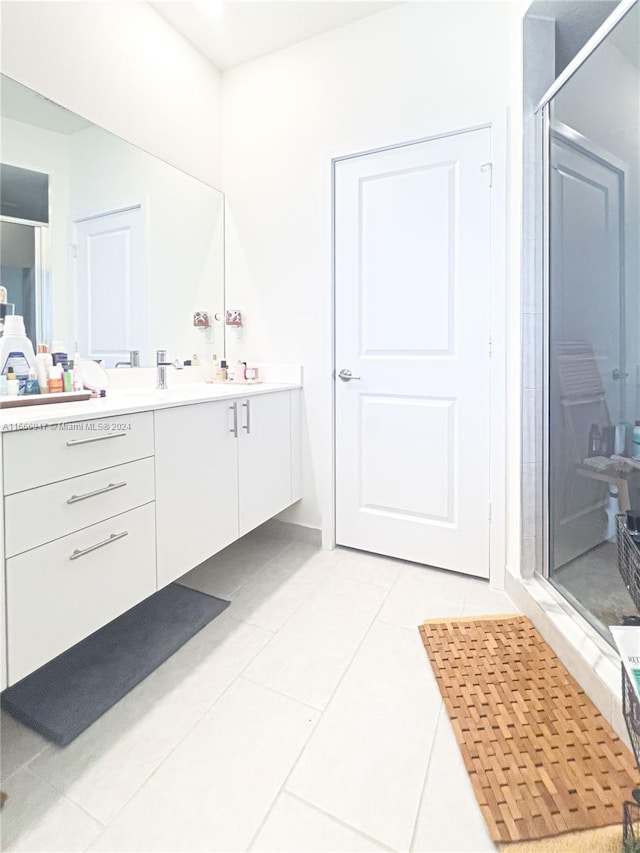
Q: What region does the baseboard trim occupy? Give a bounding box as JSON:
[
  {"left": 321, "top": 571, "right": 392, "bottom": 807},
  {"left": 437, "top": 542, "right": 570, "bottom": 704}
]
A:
[{"left": 257, "top": 519, "right": 323, "bottom": 547}]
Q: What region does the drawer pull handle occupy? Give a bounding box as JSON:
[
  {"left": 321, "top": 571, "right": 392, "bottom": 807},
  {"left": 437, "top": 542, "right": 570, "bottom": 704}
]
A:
[
  {"left": 230, "top": 402, "right": 238, "bottom": 438},
  {"left": 242, "top": 400, "right": 251, "bottom": 434},
  {"left": 69, "top": 530, "right": 128, "bottom": 561},
  {"left": 66, "top": 432, "right": 127, "bottom": 447},
  {"left": 67, "top": 481, "right": 127, "bottom": 505}
]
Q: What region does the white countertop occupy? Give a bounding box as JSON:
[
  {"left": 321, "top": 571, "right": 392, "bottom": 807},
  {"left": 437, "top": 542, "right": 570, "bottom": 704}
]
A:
[{"left": 0, "top": 381, "right": 301, "bottom": 432}]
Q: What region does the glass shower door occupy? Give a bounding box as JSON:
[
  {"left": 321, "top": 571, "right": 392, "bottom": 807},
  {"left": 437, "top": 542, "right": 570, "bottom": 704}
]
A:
[{"left": 546, "top": 3, "right": 639, "bottom": 640}]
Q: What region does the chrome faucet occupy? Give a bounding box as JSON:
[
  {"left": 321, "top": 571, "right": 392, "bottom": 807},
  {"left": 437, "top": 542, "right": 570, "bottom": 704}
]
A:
[
  {"left": 156, "top": 349, "right": 183, "bottom": 390},
  {"left": 115, "top": 350, "right": 141, "bottom": 368}
]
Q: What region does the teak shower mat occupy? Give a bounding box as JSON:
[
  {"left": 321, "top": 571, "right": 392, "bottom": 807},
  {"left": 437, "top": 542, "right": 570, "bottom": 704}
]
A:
[{"left": 419, "top": 614, "right": 636, "bottom": 845}]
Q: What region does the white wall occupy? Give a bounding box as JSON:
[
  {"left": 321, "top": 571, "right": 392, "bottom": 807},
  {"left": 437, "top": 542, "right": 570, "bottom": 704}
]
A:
[
  {"left": 222, "top": 1, "right": 518, "bottom": 538},
  {"left": 0, "top": 1, "right": 223, "bottom": 188}
]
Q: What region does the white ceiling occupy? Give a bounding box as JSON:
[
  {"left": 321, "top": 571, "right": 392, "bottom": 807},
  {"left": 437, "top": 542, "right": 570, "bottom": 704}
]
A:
[{"left": 150, "top": 1, "right": 400, "bottom": 71}]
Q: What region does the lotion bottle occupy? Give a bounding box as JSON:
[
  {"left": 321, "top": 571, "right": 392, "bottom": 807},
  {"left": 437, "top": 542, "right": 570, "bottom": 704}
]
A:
[
  {"left": 35, "top": 345, "right": 53, "bottom": 393},
  {"left": 6, "top": 369, "right": 19, "bottom": 396},
  {"left": 48, "top": 364, "right": 64, "bottom": 394}
]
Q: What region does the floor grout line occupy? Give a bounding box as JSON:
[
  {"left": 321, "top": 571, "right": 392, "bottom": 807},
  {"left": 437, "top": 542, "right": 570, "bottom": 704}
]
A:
[
  {"left": 239, "top": 674, "right": 325, "bottom": 714},
  {"left": 245, "top": 579, "right": 396, "bottom": 851},
  {"left": 408, "top": 700, "right": 444, "bottom": 853},
  {"left": 279, "top": 789, "right": 397, "bottom": 851},
  {"left": 68, "top": 618, "right": 279, "bottom": 841}
]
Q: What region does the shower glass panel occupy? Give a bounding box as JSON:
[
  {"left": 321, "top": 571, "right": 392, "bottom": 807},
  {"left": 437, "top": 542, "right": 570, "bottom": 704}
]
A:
[
  {"left": 547, "top": 4, "right": 640, "bottom": 642},
  {"left": 0, "top": 219, "right": 42, "bottom": 347}
]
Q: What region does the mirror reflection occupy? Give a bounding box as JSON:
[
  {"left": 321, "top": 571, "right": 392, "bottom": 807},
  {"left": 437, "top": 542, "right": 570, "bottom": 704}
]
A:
[
  {"left": 0, "top": 75, "right": 225, "bottom": 368},
  {"left": 547, "top": 3, "right": 640, "bottom": 641}
]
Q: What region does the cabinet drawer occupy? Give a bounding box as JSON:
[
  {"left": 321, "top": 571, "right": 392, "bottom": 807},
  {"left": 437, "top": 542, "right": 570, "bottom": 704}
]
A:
[
  {"left": 7, "top": 502, "right": 157, "bottom": 685},
  {"left": 5, "top": 457, "right": 155, "bottom": 558},
  {"left": 3, "top": 412, "right": 154, "bottom": 495}
]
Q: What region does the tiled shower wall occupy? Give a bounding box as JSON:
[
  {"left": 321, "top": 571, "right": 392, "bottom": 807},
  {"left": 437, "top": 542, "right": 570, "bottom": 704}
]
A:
[{"left": 520, "top": 15, "right": 554, "bottom": 578}]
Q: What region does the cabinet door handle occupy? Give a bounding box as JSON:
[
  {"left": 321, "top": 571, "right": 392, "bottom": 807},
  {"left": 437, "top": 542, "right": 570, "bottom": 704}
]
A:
[
  {"left": 230, "top": 402, "right": 238, "bottom": 438},
  {"left": 242, "top": 400, "right": 251, "bottom": 434},
  {"left": 69, "top": 530, "right": 128, "bottom": 561},
  {"left": 67, "top": 481, "right": 127, "bottom": 505},
  {"left": 66, "top": 432, "right": 127, "bottom": 447}
]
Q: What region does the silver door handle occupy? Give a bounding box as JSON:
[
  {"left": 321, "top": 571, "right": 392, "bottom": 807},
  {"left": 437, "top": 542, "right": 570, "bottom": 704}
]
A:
[
  {"left": 230, "top": 402, "right": 238, "bottom": 437},
  {"left": 67, "top": 481, "right": 127, "bottom": 504},
  {"left": 612, "top": 368, "right": 629, "bottom": 380},
  {"left": 66, "top": 432, "right": 127, "bottom": 446},
  {"left": 338, "top": 369, "right": 361, "bottom": 382},
  {"left": 69, "top": 530, "right": 128, "bottom": 561},
  {"left": 242, "top": 400, "right": 251, "bottom": 434}
]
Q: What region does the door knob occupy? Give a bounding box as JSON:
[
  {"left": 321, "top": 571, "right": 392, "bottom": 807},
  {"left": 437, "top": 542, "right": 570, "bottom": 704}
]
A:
[{"left": 338, "top": 369, "right": 361, "bottom": 382}]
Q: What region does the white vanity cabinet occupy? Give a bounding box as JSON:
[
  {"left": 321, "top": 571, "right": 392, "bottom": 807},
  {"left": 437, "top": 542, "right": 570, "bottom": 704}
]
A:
[
  {"left": 3, "top": 412, "right": 157, "bottom": 684},
  {"left": 0, "top": 384, "right": 302, "bottom": 687},
  {"left": 155, "top": 388, "right": 300, "bottom": 585},
  {"left": 154, "top": 399, "right": 239, "bottom": 588}
]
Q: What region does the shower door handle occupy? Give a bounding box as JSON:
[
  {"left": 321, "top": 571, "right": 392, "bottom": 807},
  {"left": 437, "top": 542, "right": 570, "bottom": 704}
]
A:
[{"left": 612, "top": 368, "right": 629, "bottom": 381}]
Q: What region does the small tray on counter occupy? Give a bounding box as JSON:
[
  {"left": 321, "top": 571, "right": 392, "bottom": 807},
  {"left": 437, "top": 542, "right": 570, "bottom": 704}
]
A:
[{"left": 0, "top": 391, "right": 92, "bottom": 409}]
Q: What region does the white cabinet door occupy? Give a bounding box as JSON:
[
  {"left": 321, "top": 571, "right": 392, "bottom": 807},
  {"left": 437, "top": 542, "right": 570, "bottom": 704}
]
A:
[
  {"left": 155, "top": 400, "right": 239, "bottom": 588},
  {"left": 238, "top": 391, "right": 293, "bottom": 537}
]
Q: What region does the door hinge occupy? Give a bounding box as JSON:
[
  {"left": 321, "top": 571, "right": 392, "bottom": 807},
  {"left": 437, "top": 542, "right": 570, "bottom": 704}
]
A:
[
  {"left": 480, "top": 161, "right": 493, "bottom": 187},
  {"left": 71, "top": 242, "right": 79, "bottom": 259},
  {"left": 489, "top": 336, "right": 492, "bottom": 358}
]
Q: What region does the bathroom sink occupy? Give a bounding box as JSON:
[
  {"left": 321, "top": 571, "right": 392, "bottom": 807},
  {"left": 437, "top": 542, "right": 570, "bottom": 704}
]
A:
[{"left": 109, "top": 384, "right": 248, "bottom": 405}]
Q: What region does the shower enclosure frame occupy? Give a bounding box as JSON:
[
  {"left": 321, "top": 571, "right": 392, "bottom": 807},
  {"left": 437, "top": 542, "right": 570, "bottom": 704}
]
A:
[
  {"left": 535, "top": 0, "right": 637, "bottom": 620},
  {"left": 0, "top": 214, "right": 51, "bottom": 348}
]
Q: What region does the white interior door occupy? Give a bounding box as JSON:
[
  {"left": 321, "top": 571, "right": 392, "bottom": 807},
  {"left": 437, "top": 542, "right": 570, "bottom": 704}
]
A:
[
  {"left": 549, "top": 126, "right": 624, "bottom": 566},
  {"left": 74, "top": 206, "right": 147, "bottom": 367},
  {"left": 335, "top": 127, "right": 492, "bottom": 578}
]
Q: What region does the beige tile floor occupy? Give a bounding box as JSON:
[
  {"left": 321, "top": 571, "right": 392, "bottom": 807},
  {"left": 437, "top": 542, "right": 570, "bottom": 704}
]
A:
[{"left": 1, "top": 531, "right": 517, "bottom": 852}]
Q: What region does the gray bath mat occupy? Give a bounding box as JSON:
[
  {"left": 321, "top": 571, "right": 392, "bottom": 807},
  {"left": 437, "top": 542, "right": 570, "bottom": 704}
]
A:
[{"left": 1, "top": 583, "right": 229, "bottom": 746}]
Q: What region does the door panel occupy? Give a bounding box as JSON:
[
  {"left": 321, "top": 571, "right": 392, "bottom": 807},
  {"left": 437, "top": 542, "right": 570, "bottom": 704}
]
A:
[
  {"left": 335, "top": 128, "right": 492, "bottom": 577},
  {"left": 360, "top": 163, "right": 456, "bottom": 355},
  {"left": 74, "top": 206, "right": 147, "bottom": 367},
  {"left": 360, "top": 395, "right": 455, "bottom": 523},
  {"left": 549, "top": 128, "right": 624, "bottom": 567}
]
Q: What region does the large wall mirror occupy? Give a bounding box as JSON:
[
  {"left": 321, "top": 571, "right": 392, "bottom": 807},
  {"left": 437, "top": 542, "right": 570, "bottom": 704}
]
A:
[{"left": 0, "top": 74, "right": 225, "bottom": 367}]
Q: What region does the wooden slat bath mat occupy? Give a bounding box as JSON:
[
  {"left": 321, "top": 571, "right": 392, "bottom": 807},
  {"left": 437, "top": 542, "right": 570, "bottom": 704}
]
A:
[{"left": 419, "top": 615, "right": 636, "bottom": 844}]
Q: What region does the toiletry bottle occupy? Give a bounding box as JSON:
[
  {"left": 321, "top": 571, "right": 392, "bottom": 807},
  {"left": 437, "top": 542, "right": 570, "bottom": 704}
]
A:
[
  {"left": 207, "top": 354, "right": 217, "bottom": 382},
  {"left": 633, "top": 422, "right": 640, "bottom": 461},
  {"left": 588, "top": 424, "right": 601, "bottom": 457},
  {"left": 25, "top": 369, "right": 40, "bottom": 395},
  {"left": 0, "top": 375, "right": 7, "bottom": 396},
  {"left": 35, "top": 344, "right": 53, "bottom": 393},
  {"left": 63, "top": 368, "right": 72, "bottom": 392},
  {"left": 215, "top": 359, "right": 228, "bottom": 382},
  {"left": 47, "top": 364, "right": 64, "bottom": 394},
  {"left": 235, "top": 360, "right": 246, "bottom": 382},
  {"left": 192, "top": 353, "right": 200, "bottom": 367},
  {"left": 51, "top": 340, "right": 68, "bottom": 367},
  {"left": 6, "top": 369, "right": 19, "bottom": 396},
  {"left": 0, "top": 315, "right": 36, "bottom": 387}
]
